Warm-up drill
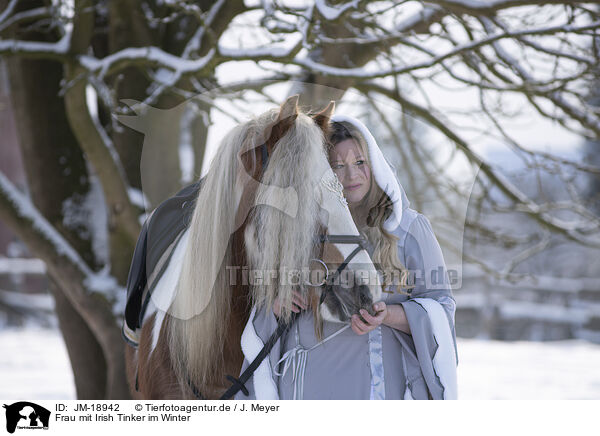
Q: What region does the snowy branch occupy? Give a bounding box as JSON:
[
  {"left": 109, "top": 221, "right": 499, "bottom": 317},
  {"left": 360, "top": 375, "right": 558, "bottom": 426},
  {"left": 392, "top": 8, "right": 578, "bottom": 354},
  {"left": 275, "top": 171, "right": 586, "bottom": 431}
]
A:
[
  {"left": 424, "top": 0, "right": 584, "bottom": 15},
  {"left": 357, "top": 82, "right": 600, "bottom": 248},
  {"left": 78, "top": 47, "right": 216, "bottom": 80},
  {"left": 0, "top": 0, "right": 18, "bottom": 25},
  {"left": 0, "top": 32, "right": 70, "bottom": 61},
  {"left": 314, "top": 0, "right": 362, "bottom": 21},
  {"left": 290, "top": 19, "right": 600, "bottom": 80},
  {"left": 0, "top": 172, "right": 123, "bottom": 312},
  {"left": 0, "top": 6, "right": 52, "bottom": 35}
]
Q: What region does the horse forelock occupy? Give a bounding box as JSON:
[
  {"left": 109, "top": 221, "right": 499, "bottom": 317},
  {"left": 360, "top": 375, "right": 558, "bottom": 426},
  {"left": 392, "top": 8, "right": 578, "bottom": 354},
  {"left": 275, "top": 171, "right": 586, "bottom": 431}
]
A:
[{"left": 245, "top": 113, "right": 330, "bottom": 322}]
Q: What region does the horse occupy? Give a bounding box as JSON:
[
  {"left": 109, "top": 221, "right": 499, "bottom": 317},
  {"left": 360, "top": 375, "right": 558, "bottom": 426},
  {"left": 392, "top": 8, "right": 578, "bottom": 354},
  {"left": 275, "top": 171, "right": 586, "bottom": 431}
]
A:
[{"left": 123, "top": 95, "right": 383, "bottom": 399}]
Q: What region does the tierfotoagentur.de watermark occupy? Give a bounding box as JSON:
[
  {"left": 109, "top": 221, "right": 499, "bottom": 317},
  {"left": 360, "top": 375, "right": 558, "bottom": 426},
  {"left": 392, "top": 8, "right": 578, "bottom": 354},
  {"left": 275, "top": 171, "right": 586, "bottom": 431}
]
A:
[{"left": 225, "top": 264, "right": 460, "bottom": 291}]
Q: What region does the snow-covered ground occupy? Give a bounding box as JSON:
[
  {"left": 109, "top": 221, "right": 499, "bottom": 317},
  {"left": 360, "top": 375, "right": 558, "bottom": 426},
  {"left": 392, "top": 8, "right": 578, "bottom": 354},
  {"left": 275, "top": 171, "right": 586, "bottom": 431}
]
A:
[
  {"left": 0, "top": 328, "right": 599, "bottom": 400},
  {"left": 0, "top": 328, "right": 76, "bottom": 399},
  {"left": 458, "top": 338, "right": 600, "bottom": 400}
]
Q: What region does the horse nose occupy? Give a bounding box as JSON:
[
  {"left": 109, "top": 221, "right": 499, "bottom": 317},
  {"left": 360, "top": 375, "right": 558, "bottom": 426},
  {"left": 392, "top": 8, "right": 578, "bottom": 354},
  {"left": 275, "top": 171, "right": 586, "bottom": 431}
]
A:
[{"left": 357, "top": 284, "right": 374, "bottom": 313}]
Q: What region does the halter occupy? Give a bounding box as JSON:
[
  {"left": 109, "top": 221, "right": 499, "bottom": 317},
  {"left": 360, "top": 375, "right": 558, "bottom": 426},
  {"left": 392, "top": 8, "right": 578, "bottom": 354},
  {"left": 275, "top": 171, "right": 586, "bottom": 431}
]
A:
[{"left": 310, "top": 234, "right": 370, "bottom": 305}]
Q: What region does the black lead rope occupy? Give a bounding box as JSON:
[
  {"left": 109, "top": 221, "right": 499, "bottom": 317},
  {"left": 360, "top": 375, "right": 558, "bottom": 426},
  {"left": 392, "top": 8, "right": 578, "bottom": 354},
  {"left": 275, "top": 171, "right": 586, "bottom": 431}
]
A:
[
  {"left": 318, "top": 234, "right": 368, "bottom": 245},
  {"left": 217, "top": 312, "right": 299, "bottom": 400},
  {"left": 260, "top": 142, "right": 269, "bottom": 169},
  {"left": 188, "top": 378, "right": 206, "bottom": 400},
  {"left": 186, "top": 312, "right": 298, "bottom": 400}
]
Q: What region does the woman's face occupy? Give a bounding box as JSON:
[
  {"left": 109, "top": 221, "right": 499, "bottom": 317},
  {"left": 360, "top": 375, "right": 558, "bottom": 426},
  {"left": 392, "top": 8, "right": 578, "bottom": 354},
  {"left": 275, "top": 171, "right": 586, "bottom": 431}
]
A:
[{"left": 329, "top": 138, "right": 371, "bottom": 204}]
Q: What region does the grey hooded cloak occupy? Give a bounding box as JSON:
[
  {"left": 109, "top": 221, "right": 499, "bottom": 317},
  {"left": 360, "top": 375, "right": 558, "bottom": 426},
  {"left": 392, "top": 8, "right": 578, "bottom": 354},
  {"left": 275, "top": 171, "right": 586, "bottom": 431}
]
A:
[{"left": 235, "top": 115, "right": 459, "bottom": 400}]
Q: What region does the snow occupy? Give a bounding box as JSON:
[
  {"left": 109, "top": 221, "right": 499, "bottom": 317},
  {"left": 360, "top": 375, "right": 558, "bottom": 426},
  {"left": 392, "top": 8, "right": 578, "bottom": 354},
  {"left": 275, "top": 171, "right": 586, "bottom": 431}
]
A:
[
  {"left": 498, "top": 301, "right": 589, "bottom": 324},
  {"left": 127, "top": 187, "right": 148, "bottom": 210},
  {"left": 0, "top": 328, "right": 76, "bottom": 400},
  {"left": 314, "top": 0, "right": 359, "bottom": 21},
  {"left": 86, "top": 174, "right": 109, "bottom": 265},
  {"left": 0, "top": 289, "right": 54, "bottom": 312},
  {"left": 79, "top": 47, "right": 216, "bottom": 79},
  {"left": 153, "top": 67, "right": 176, "bottom": 84},
  {"left": 219, "top": 43, "right": 299, "bottom": 59},
  {"left": 395, "top": 4, "right": 440, "bottom": 32},
  {"left": 83, "top": 266, "right": 126, "bottom": 317},
  {"left": 0, "top": 176, "right": 123, "bottom": 308},
  {"left": 435, "top": 0, "right": 507, "bottom": 9},
  {"left": 0, "top": 173, "right": 91, "bottom": 276},
  {"left": 458, "top": 338, "right": 600, "bottom": 400},
  {"left": 179, "top": 107, "right": 196, "bottom": 184},
  {"left": 0, "top": 0, "right": 18, "bottom": 24},
  {"left": 0, "top": 257, "right": 46, "bottom": 275},
  {"left": 61, "top": 194, "right": 92, "bottom": 241},
  {"left": 0, "top": 32, "right": 70, "bottom": 56},
  {"left": 1, "top": 328, "right": 599, "bottom": 400},
  {"left": 85, "top": 84, "right": 98, "bottom": 119}
]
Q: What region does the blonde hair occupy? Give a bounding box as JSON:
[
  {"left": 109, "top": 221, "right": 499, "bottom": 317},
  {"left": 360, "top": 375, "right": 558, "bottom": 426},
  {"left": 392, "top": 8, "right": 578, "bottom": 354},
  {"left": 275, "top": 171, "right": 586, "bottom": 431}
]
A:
[
  {"left": 244, "top": 112, "right": 326, "bottom": 324},
  {"left": 327, "top": 121, "right": 412, "bottom": 294}
]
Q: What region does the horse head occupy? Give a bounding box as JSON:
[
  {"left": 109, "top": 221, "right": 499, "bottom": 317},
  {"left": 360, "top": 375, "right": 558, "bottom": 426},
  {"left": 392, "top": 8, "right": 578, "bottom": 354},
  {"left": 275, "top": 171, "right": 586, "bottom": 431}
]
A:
[{"left": 241, "top": 95, "right": 382, "bottom": 331}]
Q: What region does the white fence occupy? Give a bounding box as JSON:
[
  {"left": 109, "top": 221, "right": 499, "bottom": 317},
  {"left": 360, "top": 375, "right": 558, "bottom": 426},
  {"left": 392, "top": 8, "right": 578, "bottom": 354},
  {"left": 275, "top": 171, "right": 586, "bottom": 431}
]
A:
[{"left": 455, "top": 270, "right": 600, "bottom": 343}]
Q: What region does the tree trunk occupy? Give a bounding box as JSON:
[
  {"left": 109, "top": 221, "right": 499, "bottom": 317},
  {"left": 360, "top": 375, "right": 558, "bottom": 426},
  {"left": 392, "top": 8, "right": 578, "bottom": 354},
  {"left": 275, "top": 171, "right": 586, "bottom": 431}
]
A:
[
  {"left": 51, "top": 281, "right": 107, "bottom": 399},
  {"left": 2, "top": 0, "right": 130, "bottom": 398},
  {"left": 5, "top": 40, "right": 109, "bottom": 399},
  {"left": 106, "top": 0, "right": 155, "bottom": 192}
]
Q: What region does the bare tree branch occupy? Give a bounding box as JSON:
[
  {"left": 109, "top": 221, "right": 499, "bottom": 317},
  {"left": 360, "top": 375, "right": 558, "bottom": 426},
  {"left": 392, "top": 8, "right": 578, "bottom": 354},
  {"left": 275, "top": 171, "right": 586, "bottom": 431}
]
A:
[
  {"left": 0, "top": 172, "right": 122, "bottom": 308},
  {"left": 357, "top": 81, "right": 600, "bottom": 248}
]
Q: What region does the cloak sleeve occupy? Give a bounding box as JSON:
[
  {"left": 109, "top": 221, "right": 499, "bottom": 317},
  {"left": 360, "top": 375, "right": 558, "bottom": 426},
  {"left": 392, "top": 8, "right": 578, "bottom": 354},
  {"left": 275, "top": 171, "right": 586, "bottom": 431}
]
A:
[{"left": 395, "top": 213, "right": 459, "bottom": 400}]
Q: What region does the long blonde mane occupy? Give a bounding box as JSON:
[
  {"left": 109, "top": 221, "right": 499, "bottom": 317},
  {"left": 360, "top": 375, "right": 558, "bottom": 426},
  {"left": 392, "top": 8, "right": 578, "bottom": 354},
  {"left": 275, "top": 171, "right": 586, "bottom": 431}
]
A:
[
  {"left": 166, "top": 108, "right": 327, "bottom": 392},
  {"left": 245, "top": 113, "right": 327, "bottom": 323}
]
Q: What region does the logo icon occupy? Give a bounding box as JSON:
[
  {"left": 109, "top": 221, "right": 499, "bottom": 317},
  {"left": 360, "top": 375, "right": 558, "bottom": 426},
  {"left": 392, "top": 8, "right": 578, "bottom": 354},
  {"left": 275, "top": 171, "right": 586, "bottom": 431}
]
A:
[{"left": 3, "top": 402, "right": 50, "bottom": 433}]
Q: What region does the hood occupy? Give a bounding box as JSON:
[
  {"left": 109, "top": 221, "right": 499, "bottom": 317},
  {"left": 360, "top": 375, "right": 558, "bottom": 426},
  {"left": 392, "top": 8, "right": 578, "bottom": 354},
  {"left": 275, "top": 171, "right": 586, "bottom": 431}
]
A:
[{"left": 330, "top": 114, "right": 410, "bottom": 232}]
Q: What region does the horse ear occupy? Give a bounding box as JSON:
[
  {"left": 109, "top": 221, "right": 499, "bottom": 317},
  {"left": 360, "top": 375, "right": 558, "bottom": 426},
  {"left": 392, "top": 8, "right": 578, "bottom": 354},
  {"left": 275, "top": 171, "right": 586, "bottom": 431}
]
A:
[
  {"left": 277, "top": 94, "right": 300, "bottom": 122},
  {"left": 238, "top": 95, "right": 300, "bottom": 163},
  {"left": 262, "top": 94, "right": 300, "bottom": 152},
  {"left": 312, "top": 100, "right": 335, "bottom": 130}
]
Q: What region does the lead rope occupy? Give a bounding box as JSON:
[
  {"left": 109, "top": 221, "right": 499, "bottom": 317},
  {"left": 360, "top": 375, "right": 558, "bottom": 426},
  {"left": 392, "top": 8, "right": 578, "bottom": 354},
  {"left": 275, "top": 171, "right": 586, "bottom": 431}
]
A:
[{"left": 275, "top": 322, "right": 351, "bottom": 400}]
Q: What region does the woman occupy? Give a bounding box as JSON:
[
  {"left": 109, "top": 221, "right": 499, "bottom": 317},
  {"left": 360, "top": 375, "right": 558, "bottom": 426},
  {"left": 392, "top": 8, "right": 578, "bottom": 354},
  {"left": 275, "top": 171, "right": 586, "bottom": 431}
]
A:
[{"left": 236, "top": 115, "right": 458, "bottom": 400}]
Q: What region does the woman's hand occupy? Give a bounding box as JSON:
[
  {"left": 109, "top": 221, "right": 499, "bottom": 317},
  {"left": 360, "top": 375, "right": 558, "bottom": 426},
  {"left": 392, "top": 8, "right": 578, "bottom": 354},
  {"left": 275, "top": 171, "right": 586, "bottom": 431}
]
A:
[
  {"left": 351, "top": 302, "right": 411, "bottom": 335},
  {"left": 272, "top": 290, "right": 308, "bottom": 319},
  {"left": 351, "top": 302, "right": 387, "bottom": 335}
]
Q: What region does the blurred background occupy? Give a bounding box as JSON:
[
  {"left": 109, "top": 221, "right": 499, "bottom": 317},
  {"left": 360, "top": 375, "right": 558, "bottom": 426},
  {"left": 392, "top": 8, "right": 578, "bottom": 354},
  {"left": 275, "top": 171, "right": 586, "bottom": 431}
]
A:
[{"left": 0, "top": 0, "right": 599, "bottom": 400}]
